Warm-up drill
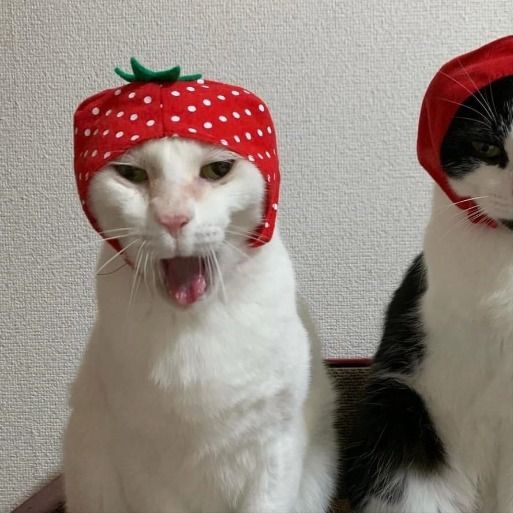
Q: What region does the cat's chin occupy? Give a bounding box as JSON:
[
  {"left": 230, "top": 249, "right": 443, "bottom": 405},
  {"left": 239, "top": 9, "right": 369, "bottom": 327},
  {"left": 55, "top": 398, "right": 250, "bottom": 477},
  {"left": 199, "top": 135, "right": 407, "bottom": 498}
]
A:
[{"left": 160, "top": 256, "right": 210, "bottom": 307}]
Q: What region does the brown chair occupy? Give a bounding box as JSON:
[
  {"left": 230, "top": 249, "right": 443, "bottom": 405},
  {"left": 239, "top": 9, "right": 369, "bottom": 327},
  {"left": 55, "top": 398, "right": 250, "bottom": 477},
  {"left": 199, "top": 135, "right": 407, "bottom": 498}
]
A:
[{"left": 11, "top": 360, "right": 371, "bottom": 513}]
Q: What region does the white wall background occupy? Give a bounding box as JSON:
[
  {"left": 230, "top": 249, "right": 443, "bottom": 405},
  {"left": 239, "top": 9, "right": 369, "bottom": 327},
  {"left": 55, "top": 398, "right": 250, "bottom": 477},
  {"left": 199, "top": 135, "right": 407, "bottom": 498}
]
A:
[{"left": 2, "top": 0, "right": 512, "bottom": 509}]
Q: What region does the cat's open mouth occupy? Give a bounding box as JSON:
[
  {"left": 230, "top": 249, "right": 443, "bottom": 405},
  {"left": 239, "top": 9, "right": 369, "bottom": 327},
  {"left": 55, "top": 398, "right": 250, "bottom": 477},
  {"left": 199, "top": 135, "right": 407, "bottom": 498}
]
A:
[{"left": 161, "top": 257, "right": 209, "bottom": 306}]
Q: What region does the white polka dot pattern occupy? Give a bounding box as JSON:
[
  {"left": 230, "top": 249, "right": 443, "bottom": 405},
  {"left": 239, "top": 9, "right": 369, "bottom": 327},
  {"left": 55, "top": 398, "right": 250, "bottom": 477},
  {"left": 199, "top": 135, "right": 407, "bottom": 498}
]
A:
[{"left": 74, "top": 78, "right": 280, "bottom": 247}]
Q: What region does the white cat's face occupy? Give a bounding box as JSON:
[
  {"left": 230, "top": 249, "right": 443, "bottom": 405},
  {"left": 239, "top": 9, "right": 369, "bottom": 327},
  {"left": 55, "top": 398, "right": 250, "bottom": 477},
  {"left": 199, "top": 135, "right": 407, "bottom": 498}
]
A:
[{"left": 88, "top": 137, "right": 265, "bottom": 306}]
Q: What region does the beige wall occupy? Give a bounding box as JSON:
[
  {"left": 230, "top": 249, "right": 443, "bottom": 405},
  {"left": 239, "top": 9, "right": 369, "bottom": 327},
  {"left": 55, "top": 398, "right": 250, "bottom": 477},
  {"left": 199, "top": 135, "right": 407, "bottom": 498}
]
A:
[{"left": 2, "top": 0, "right": 512, "bottom": 509}]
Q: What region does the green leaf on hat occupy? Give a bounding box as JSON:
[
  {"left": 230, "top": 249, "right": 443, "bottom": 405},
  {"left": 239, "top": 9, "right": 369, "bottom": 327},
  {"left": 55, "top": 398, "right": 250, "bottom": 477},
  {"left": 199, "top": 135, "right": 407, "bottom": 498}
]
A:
[{"left": 114, "top": 57, "right": 202, "bottom": 83}]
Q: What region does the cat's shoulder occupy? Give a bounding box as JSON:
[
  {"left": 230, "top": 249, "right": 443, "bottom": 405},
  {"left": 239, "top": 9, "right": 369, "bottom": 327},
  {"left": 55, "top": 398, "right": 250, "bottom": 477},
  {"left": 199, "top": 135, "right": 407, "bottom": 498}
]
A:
[{"left": 374, "top": 253, "right": 426, "bottom": 375}]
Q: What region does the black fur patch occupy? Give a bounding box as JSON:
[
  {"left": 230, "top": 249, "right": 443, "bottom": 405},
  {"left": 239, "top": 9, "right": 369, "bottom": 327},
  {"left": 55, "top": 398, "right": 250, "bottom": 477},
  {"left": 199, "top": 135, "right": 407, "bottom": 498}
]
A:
[
  {"left": 343, "top": 255, "right": 446, "bottom": 510},
  {"left": 500, "top": 218, "right": 513, "bottom": 231},
  {"left": 373, "top": 254, "right": 426, "bottom": 375},
  {"left": 441, "top": 75, "right": 513, "bottom": 178}
]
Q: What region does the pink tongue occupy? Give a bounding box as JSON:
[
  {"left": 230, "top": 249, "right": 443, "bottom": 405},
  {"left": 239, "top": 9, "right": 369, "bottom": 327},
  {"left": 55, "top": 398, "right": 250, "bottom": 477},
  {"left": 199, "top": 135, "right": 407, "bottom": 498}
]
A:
[{"left": 163, "top": 257, "right": 207, "bottom": 306}]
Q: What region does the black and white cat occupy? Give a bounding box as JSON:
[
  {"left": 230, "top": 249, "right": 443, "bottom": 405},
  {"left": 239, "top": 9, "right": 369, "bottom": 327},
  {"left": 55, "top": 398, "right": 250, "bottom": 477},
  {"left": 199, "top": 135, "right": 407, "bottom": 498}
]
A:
[{"left": 344, "top": 39, "right": 513, "bottom": 512}]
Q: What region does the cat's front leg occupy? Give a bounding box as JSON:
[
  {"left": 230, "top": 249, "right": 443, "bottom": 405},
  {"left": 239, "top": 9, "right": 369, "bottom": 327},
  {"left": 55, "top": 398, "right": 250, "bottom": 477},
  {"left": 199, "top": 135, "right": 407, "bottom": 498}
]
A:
[
  {"left": 238, "top": 425, "right": 305, "bottom": 513},
  {"left": 63, "top": 409, "right": 128, "bottom": 513},
  {"left": 496, "top": 431, "right": 513, "bottom": 513}
]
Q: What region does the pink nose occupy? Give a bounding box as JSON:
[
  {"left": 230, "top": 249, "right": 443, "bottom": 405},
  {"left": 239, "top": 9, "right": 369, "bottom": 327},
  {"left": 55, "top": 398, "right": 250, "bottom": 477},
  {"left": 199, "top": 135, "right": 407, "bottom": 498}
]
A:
[{"left": 157, "top": 213, "right": 190, "bottom": 236}]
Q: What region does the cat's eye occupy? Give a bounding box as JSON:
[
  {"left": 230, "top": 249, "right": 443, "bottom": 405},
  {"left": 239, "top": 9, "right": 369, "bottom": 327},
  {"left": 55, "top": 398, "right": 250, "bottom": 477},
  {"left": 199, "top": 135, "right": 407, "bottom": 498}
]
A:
[
  {"left": 471, "top": 141, "right": 502, "bottom": 160},
  {"left": 113, "top": 164, "right": 148, "bottom": 183},
  {"left": 200, "top": 161, "right": 234, "bottom": 181}
]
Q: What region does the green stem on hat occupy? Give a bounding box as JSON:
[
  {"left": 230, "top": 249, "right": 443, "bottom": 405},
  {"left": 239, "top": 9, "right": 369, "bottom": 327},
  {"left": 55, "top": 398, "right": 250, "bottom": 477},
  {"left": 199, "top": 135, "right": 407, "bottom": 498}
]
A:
[{"left": 114, "top": 57, "right": 202, "bottom": 83}]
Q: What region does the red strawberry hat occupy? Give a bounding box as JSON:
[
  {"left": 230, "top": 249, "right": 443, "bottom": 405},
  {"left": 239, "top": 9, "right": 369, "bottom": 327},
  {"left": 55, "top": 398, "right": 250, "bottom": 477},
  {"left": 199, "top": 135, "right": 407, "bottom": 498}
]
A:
[
  {"left": 417, "top": 35, "right": 513, "bottom": 228},
  {"left": 74, "top": 59, "right": 280, "bottom": 251}
]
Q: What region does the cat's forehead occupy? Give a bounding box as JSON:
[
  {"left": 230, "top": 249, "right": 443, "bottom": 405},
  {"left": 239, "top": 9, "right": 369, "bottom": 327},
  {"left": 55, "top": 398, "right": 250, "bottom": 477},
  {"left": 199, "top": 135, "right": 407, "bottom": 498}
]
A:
[
  {"left": 121, "top": 138, "right": 239, "bottom": 170},
  {"left": 462, "top": 75, "right": 513, "bottom": 133}
]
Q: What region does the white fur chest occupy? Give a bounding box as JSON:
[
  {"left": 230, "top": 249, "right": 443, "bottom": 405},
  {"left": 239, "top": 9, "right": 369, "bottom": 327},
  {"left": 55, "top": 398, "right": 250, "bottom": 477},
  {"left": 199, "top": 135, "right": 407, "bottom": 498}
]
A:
[
  {"left": 82, "top": 237, "right": 310, "bottom": 453},
  {"left": 415, "top": 190, "right": 513, "bottom": 476},
  {"left": 93, "top": 304, "right": 309, "bottom": 431}
]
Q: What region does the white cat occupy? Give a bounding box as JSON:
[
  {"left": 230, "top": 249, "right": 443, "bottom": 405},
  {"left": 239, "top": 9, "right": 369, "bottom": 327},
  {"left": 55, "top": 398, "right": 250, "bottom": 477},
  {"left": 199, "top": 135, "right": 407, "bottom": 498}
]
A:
[{"left": 63, "top": 137, "right": 337, "bottom": 513}]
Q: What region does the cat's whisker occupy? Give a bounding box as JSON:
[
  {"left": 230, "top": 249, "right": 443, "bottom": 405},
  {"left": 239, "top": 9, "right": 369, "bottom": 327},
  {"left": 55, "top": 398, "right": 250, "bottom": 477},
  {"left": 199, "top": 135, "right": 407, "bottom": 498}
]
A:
[
  {"left": 97, "top": 227, "right": 135, "bottom": 235},
  {"left": 487, "top": 81, "right": 499, "bottom": 119},
  {"left": 438, "top": 97, "right": 493, "bottom": 126},
  {"left": 205, "top": 250, "right": 221, "bottom": 301},
  {"left": 225, "top": 228, "right": 266, "bottom": 244},
  {"left": 211, "top": 249, "right": 227, "bottom": 303},
  {"left": 438, "top": 69, "right": 495, "bottom": 123},
  {"left": 455, "top": 59, "right": 496, "bottom": 121},
  {"left": 96, "top": 238, "right": 139, "bottom": 275},
  {"left": 204, "top": 252, "right": 213, "bottom": 293},
  {"left": 149, "top": 251, "right": 158, "bottom": 298},
  {"left": 206, "top": 253, "right": 215, "bottom": 295},
  {"left": 435, "top": 205, "right": 482, "bottom": 244},
  {"left": 109, "top": 160, "right": 131, "bottom": 166},
  {"left": 436, "top": 204, "right": 478, "bottom": 235},
  {"left": 454, "top": 116, "right": 493, "bottom": 128},
  {"left": 97, "top": 262, "right": 129, "bottom": 276},
  {"left": 137, "top": 242, "right": 148, "bottom": 299},
  {"left": 467, "top": 206, "right": 493, "bottom": 225},
  {"left": 127, "top": 241, "right": 146, "bottom": 315},
  {"left": 225, "top": 228, "right": 252, "bottom": 238},
  {"left": 223, "top": 240, "right": 249, "bottom": 259},
  {"left": 156, "top": 255, "right": 165, "bottom": 293},
  {"left": 227, "top": 223, "right": 253, "bottom": 233},
  {"left": 432, "top": 195, "right": 489, "bottom": 216},
  {"left": 44, "top": 233, "right": 135, "bottom": 267},
  {"left": 142, "top": 248, "right": 152, "bottom": 297},
  {"left": 145, "top": 249, "right": 158, "bottom": 301},
  {"left": 229, "top": 222, "right": 268, "bottom": 235}
]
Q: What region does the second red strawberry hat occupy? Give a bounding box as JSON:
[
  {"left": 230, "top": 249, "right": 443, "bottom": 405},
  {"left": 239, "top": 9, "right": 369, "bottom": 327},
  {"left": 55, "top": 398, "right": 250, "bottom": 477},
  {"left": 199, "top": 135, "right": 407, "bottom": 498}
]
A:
[
  {"left": 417, "top": 35, "right": 513, "bottom": 229},
  {"left": 74, "top": 58, "right": 280, "bottom": 248}
]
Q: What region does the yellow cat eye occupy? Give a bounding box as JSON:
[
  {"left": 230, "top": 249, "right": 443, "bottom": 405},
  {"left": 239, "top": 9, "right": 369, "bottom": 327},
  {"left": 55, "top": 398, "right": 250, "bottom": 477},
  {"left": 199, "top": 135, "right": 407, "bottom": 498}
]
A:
[
  {"left": 114, "top": 165, "right": 148, "bottom": 183},
  {"left": 200, "top": 161, "right": 234, "bottom": 181},
  {"left": 471, "top": 141, "right": 502, "bottom": 159}
]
